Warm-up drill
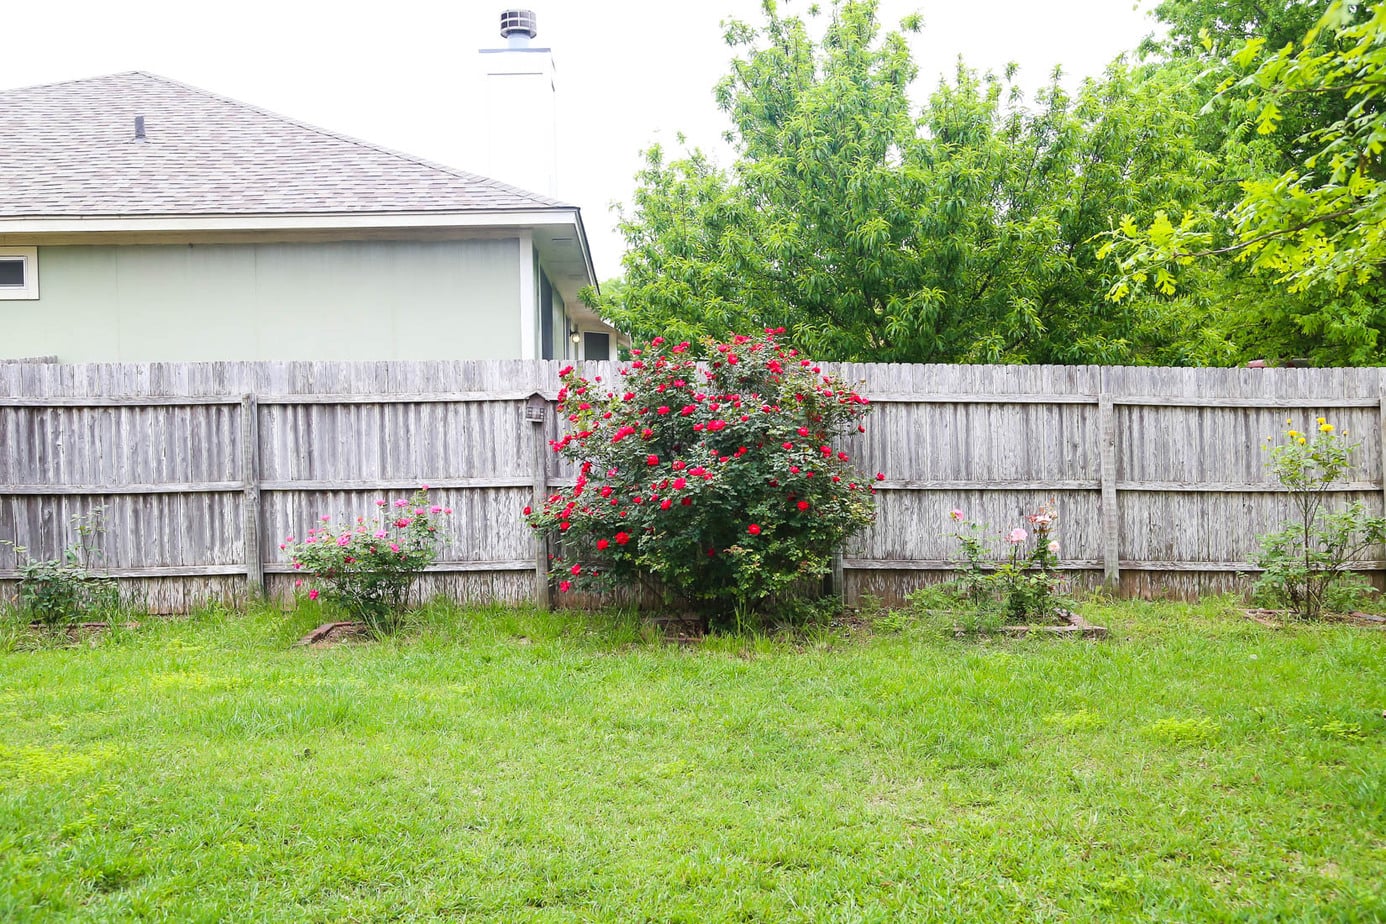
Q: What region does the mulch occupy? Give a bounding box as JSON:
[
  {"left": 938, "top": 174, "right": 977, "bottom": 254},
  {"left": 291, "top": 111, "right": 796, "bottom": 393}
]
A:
[
  {"left": 1244, "top": 608, "right": 1386, "bottom": 629},
  {"left": 1000, "top": 609, "right": 1108, "bottom": 639},
  {"left": 294, "top": 621, "right": 370, "bottom": 648}
]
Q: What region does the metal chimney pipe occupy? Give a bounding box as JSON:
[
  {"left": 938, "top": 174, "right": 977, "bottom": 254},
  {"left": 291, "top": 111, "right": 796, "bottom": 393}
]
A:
[{"left": 500, "top": 9, "right": 537, "bottom": 47}]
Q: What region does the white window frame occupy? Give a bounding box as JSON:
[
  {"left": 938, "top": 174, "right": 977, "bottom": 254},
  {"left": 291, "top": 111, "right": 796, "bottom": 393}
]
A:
[{"left": 0, "top": 247, "right": 39, "bottom": 300}]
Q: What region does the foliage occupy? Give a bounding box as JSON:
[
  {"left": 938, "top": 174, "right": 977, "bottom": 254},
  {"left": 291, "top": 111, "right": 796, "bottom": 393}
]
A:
[
  {"left": 524, "top": 330, "right": 877, "bottom": 626},
  {"left": 1254, "top": 418, "right": 1386, "bottom": 619},
  {"left": 948, "top": 504, "right": 1067, "bottom": 623},
  {"left": 1106, "top": 1, "right": 1386, "bottom": 346},
  {"left": 1, "top": 508, "right": 119, "bottom": 627},
  {"left": 284, "top": 489, "right": 449, "bottom": 634},
  {"left": 591, "top": 0, "right": 1221, "bottom": 365}
]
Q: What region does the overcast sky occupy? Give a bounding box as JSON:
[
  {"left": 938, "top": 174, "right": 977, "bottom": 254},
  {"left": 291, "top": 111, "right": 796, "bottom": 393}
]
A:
[{"left": 2, "top": 1, "right": 1161, "bottom": 279}]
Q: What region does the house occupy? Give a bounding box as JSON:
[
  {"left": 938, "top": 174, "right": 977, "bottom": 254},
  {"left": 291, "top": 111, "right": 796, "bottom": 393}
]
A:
[{"left": 0, "top": 70, "right": 618, "bottom": 363}]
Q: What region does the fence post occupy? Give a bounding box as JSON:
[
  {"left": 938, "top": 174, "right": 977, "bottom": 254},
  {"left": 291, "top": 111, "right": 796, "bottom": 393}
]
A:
[
  {"left": 240, "top": 393, "right": 263, "bottom": 596},
  {"left": 1098, "top": 372, "right": 1120, "bottom": 591},
  {"left": 526, "top": 391, "right": 552, "bottom": 609},
  {"left": 1378, "top": 383, "right": 1386, "bottom": 520},
  {"left": 829, "top": 550, "right": 846, "bottom": 603}
]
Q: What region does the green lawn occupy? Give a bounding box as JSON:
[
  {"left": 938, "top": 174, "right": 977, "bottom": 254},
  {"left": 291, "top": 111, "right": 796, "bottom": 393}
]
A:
[{"left": 1, "top": 599, "right": 1383, "bottom": 922}]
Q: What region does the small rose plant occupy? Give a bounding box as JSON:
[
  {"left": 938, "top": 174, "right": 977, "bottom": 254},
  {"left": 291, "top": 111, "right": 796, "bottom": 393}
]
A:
[
  {"left": 284, "top": 488, "right": 450, "bottom": 634},
  {"left": 524, "top": 330, "right": 877, "bottom": 626},
  {"left": 949, "top": 502, "right": 1066, "bottom": 622}
]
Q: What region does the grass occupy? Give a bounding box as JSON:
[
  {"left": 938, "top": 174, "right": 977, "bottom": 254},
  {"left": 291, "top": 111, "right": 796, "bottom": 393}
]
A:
[{"left": 0, "top": 597, "right": 1383, "bottom": 922}]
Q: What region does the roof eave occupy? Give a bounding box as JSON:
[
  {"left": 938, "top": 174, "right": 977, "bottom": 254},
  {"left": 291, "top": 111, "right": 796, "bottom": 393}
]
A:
[{"left": 0, "top": 208, "right": 584, "bottom": 234}]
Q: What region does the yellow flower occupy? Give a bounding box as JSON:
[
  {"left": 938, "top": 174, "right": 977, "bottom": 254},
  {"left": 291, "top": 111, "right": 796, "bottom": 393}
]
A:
[
  {"left": 1298, "top": 437, "right": 1308, "bottom": 444},
  {"left": 1320, "top": 423, "right": 1334, "bottom": 432},
  {"left": 1287, "top": 430, "right": 1299, "bottom": 439},
  {"left": 1286, "top": 418, "right": 1293, "bottom": 424}
]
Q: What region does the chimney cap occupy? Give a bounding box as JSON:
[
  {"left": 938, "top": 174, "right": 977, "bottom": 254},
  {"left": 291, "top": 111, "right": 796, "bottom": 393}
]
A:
[{"left": 500, "top": 9, "right": 537, "bottom": 39}]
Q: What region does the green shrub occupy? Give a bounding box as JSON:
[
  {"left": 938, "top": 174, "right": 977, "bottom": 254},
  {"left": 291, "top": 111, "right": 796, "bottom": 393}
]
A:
[
  {"left": 1255, "top": 419, "right": 1386, "bottom": 620},
  {"left": 525, "top": 330, "right": 877, "bottom": 628},
  {"left": 2, "top": 508, "right": 120, "bottom": 627},
  {"left": 284, "top": 488, "right": 449, "bottom": 634}
]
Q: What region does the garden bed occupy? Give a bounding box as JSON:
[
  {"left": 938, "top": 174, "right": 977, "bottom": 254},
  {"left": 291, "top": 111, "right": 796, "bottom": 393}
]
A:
[
  {"left": 24, "top": 620, "right": 140, "bottom": 645},
  {"left": 1244, "top": 608, "right": 1386, "bottom": 630},
  {"left": 953, "top": 609, "right": 1108, "bottom": 639},
  {"left": 294, "top": 621, "right": 370, "bottom": 648}
]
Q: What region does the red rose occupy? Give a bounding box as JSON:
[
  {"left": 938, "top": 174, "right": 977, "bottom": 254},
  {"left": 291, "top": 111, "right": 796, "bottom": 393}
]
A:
[
  {"left": 596, "top": 538, "right": 610, "bottom": 550},
  {"left": 570, "top": 564, "right": 582, "bottom": 576},
  {"left": 747, "top": 524, "right": 762, "bottom": 535},
  {"left": 798, "top": 501, "right": 810, "bottom": 511},
  {"left": 647, "top": 454, "right": 659, "bottom": 466},
  {"left": 523, "top": 505, "right": 532, "bottom": 515},
  {"left": 559, "top": 580, "right": 572, "bottom": 592},
  {"left": 615, "top": 531, "right": 631, "bottom": 545}
]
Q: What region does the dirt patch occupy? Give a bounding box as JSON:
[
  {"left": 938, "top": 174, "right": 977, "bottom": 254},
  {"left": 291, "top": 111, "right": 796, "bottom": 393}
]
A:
[
  {"left": 24, "top": 621, "right": 140, "bottom": 646},
  {"left": 295, "top": 621, "right": 369, "bottom": 648},
  {"left": 649, "top": 614, "right": 706, "bottom": 645},
  {"left": 1244, "top": 608, "right": 1386, "bottom": 629},
  {"left": 959, "top": 610, "right": 1108, "bottom": 639}
]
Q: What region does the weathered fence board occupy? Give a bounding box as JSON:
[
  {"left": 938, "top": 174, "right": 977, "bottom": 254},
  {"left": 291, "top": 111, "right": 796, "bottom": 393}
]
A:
[{"left": 2, "top": 360, "right": 1382, "bottom": 611}]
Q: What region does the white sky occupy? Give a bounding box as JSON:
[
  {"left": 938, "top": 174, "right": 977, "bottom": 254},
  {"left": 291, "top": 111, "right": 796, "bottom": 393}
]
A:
[{"left": 1, "top": 1, "right": 1162, "bottom": 280}]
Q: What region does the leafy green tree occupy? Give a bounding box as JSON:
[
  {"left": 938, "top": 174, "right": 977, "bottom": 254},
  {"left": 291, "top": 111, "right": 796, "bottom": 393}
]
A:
[
  {"left": 592, "top": 0, "right": 1221, "bottom": 365},
  {"left": 1106, "top": 1, "right": 1386, "bottom": 363}
]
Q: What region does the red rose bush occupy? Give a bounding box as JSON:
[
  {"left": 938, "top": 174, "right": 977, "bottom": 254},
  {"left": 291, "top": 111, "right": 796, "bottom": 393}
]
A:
[{"left": 524, "top": 330, "right": 876, "bottom": 625}]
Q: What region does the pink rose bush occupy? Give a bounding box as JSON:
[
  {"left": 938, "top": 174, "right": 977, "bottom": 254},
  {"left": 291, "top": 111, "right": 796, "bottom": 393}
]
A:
[
  {"left": 283, "top": 488, "right": 449, "bottom": 634},
  {"left": 948, "top": 502, "right": 1066, "bottom": 622},
  {"left": 525, "top": 330, "right": 876, "bottom": 626}
]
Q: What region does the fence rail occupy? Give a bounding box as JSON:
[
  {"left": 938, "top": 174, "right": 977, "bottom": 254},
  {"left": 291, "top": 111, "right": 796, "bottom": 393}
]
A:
[{"left": 2, "top": 359, "right": 1383, "bottom": 611}]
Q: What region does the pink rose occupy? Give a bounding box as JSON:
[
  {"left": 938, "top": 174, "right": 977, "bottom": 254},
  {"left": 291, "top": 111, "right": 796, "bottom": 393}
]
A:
[
  {"left": 1048, "top": 541, "right": 1060, "bottom": 554},
  {"left": 949, "top": 509, "right": 964, "bottom": 521},
  {"left": 1007, "top": 528, "right": 1028, "bottom": 544},
  {"left": 308, "top": 589, "right": 319, "bottom": 601}
]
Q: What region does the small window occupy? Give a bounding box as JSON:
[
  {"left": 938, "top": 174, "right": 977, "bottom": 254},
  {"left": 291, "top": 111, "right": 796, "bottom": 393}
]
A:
[
  {"left": 583, "top": 332, "right": 611, "bottom": 361},
  {"left": 0, "top": 247, "right": 38, "bottom": 300}
]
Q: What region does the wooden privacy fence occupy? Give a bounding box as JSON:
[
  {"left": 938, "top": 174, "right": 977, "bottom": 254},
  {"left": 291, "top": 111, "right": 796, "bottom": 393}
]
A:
[{"left": 2, "top": 360, "right": 1384, "bottom": 611}]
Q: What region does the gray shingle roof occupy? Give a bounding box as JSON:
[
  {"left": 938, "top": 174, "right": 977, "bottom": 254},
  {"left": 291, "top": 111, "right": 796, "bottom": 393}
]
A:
[{"left": 0, "top": 71, "right": 571, "bottom": 218}]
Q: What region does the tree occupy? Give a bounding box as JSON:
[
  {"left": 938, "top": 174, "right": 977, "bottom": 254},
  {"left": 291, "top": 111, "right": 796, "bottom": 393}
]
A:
[
  {"left": 591, "top": 0, "right": 1220, "bottom": 365},
  {"left": 1105, "top": 1, "right": 1386, "bottom": 360}
]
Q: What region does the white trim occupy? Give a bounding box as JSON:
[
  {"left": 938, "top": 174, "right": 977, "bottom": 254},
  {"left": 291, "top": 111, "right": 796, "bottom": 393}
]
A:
[
  {"left": 517, "top": 231, "right": 537, "bottom": 361},
  {"left": 0, "top": 247, "right": 38, "bottom": 300},
  {"left": 0, "top": 209, "right": 581, "bottom": 234}
]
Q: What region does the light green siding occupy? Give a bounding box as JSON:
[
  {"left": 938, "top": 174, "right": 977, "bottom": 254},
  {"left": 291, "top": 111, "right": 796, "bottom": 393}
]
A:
[{"left": 1, "top": 239, "right": 522, "bottom": 362}]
